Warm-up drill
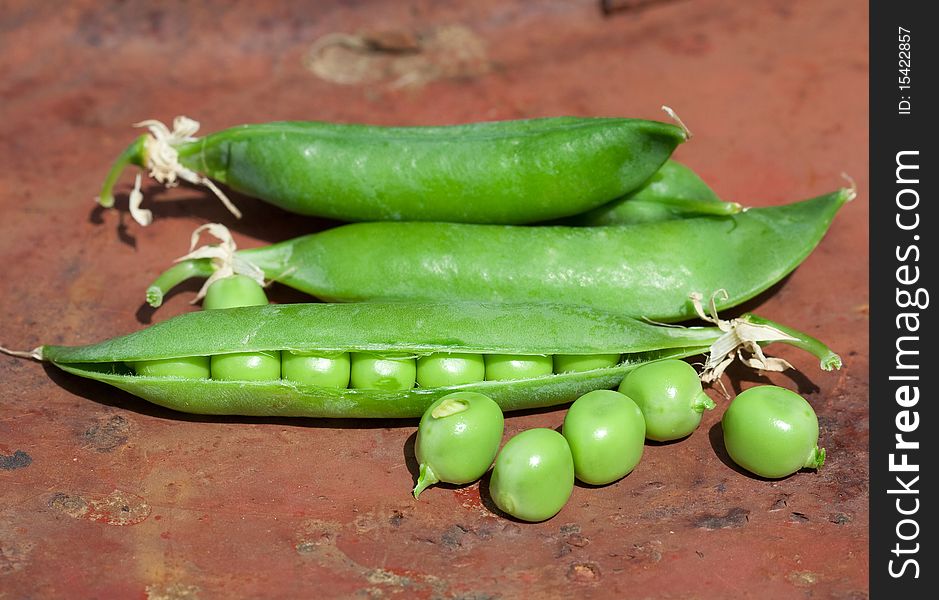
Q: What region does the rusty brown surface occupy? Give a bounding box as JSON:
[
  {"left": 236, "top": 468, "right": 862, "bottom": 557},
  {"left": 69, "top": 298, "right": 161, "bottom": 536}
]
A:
[{"left": 0, "top": 1, "right": 869, "bottom": 598}]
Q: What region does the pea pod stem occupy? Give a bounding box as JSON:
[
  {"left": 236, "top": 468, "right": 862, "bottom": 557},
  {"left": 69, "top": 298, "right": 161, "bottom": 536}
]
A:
[
  {"left": 742, "top": 314, "right": 843, "bottom": 372},
  {"left": 691, "top": 291, "right": 843, "bottom": 383},
  {"left": 692, "top": 390, "right": 716, "bottom": 413},
  {"left": 805, "top": 447, "right": 827, "bottom": 470},
  {"left": 146, "top": 259, "right": 214, "bottom": 308},
  {"left": 97, "top": 135, "right": 148, "bottom": 208},
  {"left": 413, "top": 464, "right": 439, "bottom": 499}
]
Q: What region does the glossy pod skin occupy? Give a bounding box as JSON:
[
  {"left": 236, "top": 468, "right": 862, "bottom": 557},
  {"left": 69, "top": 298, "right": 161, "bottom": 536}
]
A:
[
  {"left": 38, "top": 302, "right": 721, "bottom": 418},
  {"left": 149, "top": 188, "right": 852, "bottom": 323},
  {"left": 25, "top": 302, "right": 841, "bottom": 419},
  {"left": 566, "top": 160, "right": 742, "bottom": 226},
  {"left": 99, "top": 117, "right": 686, "bottom": 224}
]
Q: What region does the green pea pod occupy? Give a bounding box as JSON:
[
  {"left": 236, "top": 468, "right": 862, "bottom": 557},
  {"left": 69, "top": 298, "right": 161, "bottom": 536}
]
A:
[
  {"left": 99, "top": 115, "right": 686, "bottom": 226},
  {"left": 148, "top": 188, "right": 852, "bottom": 323},
  {"left": 568, "top": 160, "right": 742, "bottom": 226},
  {"left": 7, "top": 302, "right": 840, "bottom": 419}
]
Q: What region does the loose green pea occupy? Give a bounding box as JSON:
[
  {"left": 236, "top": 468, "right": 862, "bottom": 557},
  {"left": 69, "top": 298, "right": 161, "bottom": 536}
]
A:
[
  {"left": 618, "top": 359, "right": 714, "bottom": 441},
  {"left": 350, "top": 353, "right": 416, "bottom": 391},
  {"left": 203, "top": 274, "right": 268, "bottom": 310},
  {"left": 416, "top": 353, "right": 486, "bottom": 388},
  {"left": 489, "top": 428, "right": 574, "bottom": 522},
  {"left": 553, "top": 354, "right": 621, "bottom": 373},
  {"left": 413, "top": 391, "right": 504, "bottom": 499},
  {"left": 484, "top": 354, "right": 553, "bottom": 381},
  {"left": 134, "top": 356, "right": 210, "bottom": 379},
  {"left": 282, "top": 351, "right": 350, "bottom": 388},
  {"left": 211, "top": 351, "right": 282, "bottom": 381},
  {"left": 722, "top": 385, "right": 825, "bottom": 479},
  {"left": 562, "top": 390, "right": 645, "bottom": 485}
]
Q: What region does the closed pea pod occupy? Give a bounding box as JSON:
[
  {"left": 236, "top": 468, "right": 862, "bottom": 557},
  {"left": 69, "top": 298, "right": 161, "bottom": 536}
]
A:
[
  {"left": 2, "top": 301, "right": 841, "bottom": 419},
  {"left": 99, "top": 113, "right": 687, "bottom": 226},
  {"left": 147, "top": 188, "right": 853, "bottom": 323},
  {"left": 566, "top": 159, "right": 742, "bottom": 226}
]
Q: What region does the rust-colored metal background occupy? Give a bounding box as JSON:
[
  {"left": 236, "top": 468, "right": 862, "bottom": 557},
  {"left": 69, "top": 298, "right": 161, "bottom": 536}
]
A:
[{"left": 0, "top": 1, "right": 869, "bottom": 598}]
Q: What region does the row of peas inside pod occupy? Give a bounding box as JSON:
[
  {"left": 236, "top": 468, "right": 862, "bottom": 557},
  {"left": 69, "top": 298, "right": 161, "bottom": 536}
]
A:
[{"left": 413, "top": 360, "right": 825, "bottom": 522}]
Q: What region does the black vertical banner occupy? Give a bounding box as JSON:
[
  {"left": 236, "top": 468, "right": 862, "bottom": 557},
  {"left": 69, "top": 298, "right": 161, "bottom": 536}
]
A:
[{"left": 870, "top": 1, "right": 936, "bottom": 597}]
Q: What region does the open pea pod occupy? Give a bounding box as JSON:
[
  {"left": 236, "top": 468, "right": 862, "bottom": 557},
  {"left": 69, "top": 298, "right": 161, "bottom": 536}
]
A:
[
  {"left": 10, "top": 302, "right": 841, "bottom": 419},
  {"left": 149, "top": 188, "right": 852, "bottom": 323}
]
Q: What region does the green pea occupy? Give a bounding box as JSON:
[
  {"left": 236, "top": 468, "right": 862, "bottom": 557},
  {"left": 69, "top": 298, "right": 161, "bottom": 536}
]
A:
[
  {"left": 722, "top": 385, "right": 825, "bottom": 479},
  {"left": 350, "top": 353, "right": 416, "bottom": 391},
  {"left": 203, "top": 274, "right": 268, "bottom": 310},
  {"left": 489, "top": 428, "right": 574, "bottom": 522},
  {"left": 416, "top": 353, "right": 486, "bottom": 388},
  {"left": 134, "top": 356, "right": 210, "bottom": 379},
  {"left": 204, "top": 275, "right": 273, "bottom": 381},
  {"left": 561, "top": 390, "right": 645, "bottom": 485},
  {"left": 282, "top": 351, "right": 350, "bottom": 388},
  {"left": 618, "top": 359, "right": 714, "bottom": 441},
  {"left": 553, "top": 353, "right": 621, "bottom": 373},
  {"left": 484, "top": 354, "right": 553, "bottom": 381},
  {"left": 202, "top": 274, "right": 268, "bottom": 310},
  {"left": 211, "top": 351, "right": 282, "bottom": 381},
  {"left": 413, "top": 391, "right": 504, "bottom": 499}
]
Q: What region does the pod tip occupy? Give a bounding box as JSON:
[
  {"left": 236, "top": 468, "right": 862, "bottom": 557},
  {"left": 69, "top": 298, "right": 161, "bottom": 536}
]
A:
[
  {"left": 0, "top": 344, "right": 43, "bottom": 361},
  {"left": 146, "top": 286, "right": 165, "bottom": 308},
  {"left": 840, "top": 173, "right": 858, "bottom": 202},
  {"left": 820, "top": 352, "right": 843, "bottom": 371},
  {"left": 661, "top": 105, "right": 693, "bottom": 140}
]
